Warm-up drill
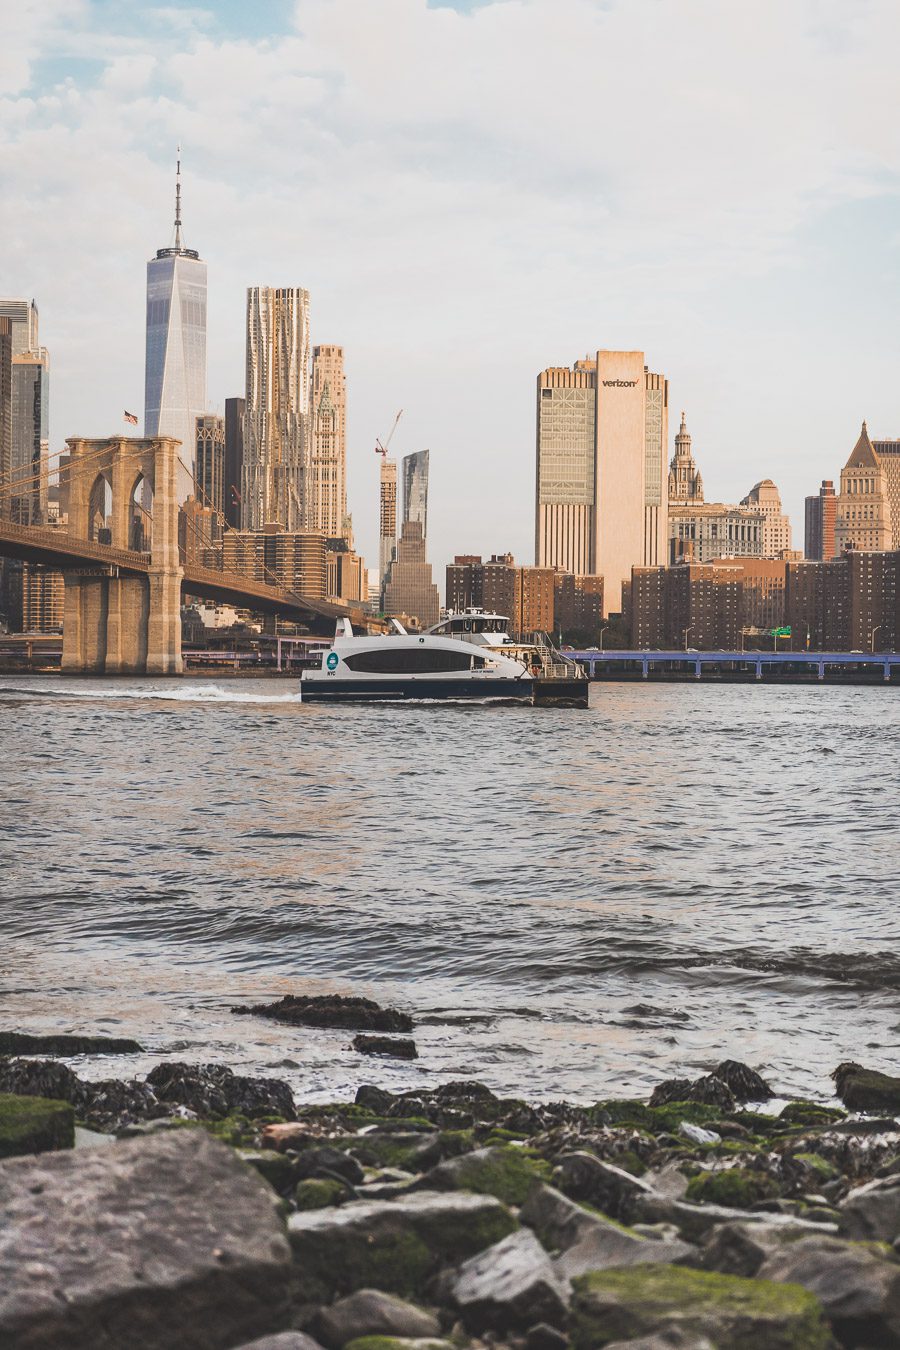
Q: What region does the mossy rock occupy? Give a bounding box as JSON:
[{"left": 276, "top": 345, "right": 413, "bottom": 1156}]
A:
[
  {"left": 237, "top": 1146, "right": 296, "bottom": 1193},
  {"left": 333, "top": 1132, "right": 437, "bottom": 1172},
  {"left": 791, "top": 1152, "right": 839, "bottom": 1183},
  {"left": 593, "top": 1098, "right": 723, "bottom": 1133},
  {"left": 779, "top": 1101, "right": 846, "bottom": 1128},
  {"left": 571, "top": 1263, "right": 833, "bottom": 1349},
  {"left": 200, "top": 1114, "right": 256, "bottom": 1147},
  {"left": 345, "top": 1339, "right": 452, "bottom": 1350},
  {"left": 295, "top": 1177, "right": 348, "bottom": 1210},
  {"left": 686, "top": 1167, "right": 780, "bottom": 1208},
  {"left": 0, "top": 1092, "right": 75, "bottom": 1158},
  {"left": 614, "top": 1149, "right": 647, "bottom": 1177},
  {"left": 428, "top": 1144, "right": 550, "bottom": 1205}
]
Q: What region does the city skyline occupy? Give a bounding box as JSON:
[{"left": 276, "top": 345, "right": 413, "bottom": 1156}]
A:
[{"left": 6, "top": 1, "right": 900, "bottom": 577}]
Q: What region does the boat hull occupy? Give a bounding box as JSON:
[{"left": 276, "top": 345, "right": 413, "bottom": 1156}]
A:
[{"left": 300, "top": 676, "right": 535, "bottom": 702}]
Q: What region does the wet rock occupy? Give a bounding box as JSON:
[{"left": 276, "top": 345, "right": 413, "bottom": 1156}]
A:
[
  {"left": 569, "top": 1264, "right": 833, "bottom": 1349},
  {"left": 238, "top": 1148, "right": 298, "bottom": 1195},
  {"left": 0, "top": 1092, "right": 75, "bottom": 1158},
  {"left": 343, "top": 1341, "right": 451, "bottom": 1350},
  {"left": 649, "top": 1075, "right": 735, "bottom": 1112},
  {"left": 356, "top": 1084, "right": 397, "bottom": 1114},
  {"left": 700, "top": 1220, "right": 837, "bottom": 1277},
  {"left": 233, "top": 995, "right": 413, "bottom": 1034},
  {"left": 677, "top": 1121, "right": 719, "bottom": 1145},
  {"left": 288, "top": 1189, "right": 518, "bottom": 1302},
  {"left": 556, "top": 1228, "right": 694, "bottom": 1279},
  {"left": 521, "top": 1181, "right": 619, "bottom": 1252},
  {"left": 632, "top": 1194, "right": 837, "bottom": 1243},
  {"left": 352, "top": 1035, "right": 418, "bottom": 1060},
  {"left": 145, "top": 1061, "right": 295, "bottom": 1120},
  {"left": 234, "top": 1338, "right": 325, "bottom": 1350},
  {"left": 0, "top": 1056, "right": 84, "bottom": 1105},
  {"left": 346, "top": 1131, "right": 442, "bottom": 1173},
  {"left": 553, "top": 1151, "right": 655, "bottom": 1223},
  {"left": 295, "top": 1145, "right": 365, "bottom": 1186},
  {"left": 714, "top": 1060, "right": 775, "bottom": 1102},
  {"left": 525, "top": 1321, "right": 569, "bottom": 1350},
  {"left": 418, "top": 1144, "right": 543, "bottom": 1205},
  {"left": 758, "top": 1233, "right": 900, "bottom": 1347},
  {"left": 603, "top": 1334, "right": 715, "bottom": 1349},
  {"left": 0, "top": 1129, "right": 293, "bottom": 1350},
  {"left": 839, "top": 1173, "right": 900, "bottom": 1241},
  {"left": 86, "top": 1078, "right": 167, "bottom": 1132},
  {"left": 833, "top": 1062, "right": 900, "bottom": 1114},
  {"left": 0, "top": 1031, "right": 144, "bottom": 1056},
  {"left": 317, "top": 1289, "right": 440, "bottom": 1348},
  {"left": 685, "top": 1167, "right": 779, "bottom": 1208},
  {"left": 451, "top": 1228, "right": 571, "bottom": 1333}
]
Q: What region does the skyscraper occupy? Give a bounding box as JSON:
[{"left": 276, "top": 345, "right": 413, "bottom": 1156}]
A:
[
  {"left": 309, "top": 344, "right": 347, "bottom": 538},
  {"left": 0, "top": 299, "right": 49, "bottom": 525},
  {"left": 195, "top": 414, "right": 225, "bottom": 518},
  {"left": 402, "top": 449, "right": 429, "bottom": 536},
  {"left": 805, "top": 480, "right": 837, "bottom": 560},
  {"left": 834, "top": 422, "right": 895, "bottom": 554},
  {"left": 224, "top": 396, "right": 245, "bottom": 528},
  {"left": 379, "top": 456, "right": 398, "bottom": 597},
  {"left": 382, "top": 520, "right": 440, "bottom": 628},
  {"left": 0, "top": 299, "right": 40, "bottom": 356},
  {"left": 144, "top": 151, "right": 207, "bottom": 478},
  {"left": 0, "top": 318, "right": 11, "bottom": 507},
  {"left": 667, "top": 412, "right": 704, "bottom": 504},
  {"left": 241, "top": 286, "right": 311, "bottom": 531},
  {"left": 536, "top": 351, "right": 666, "bottom": 614}
]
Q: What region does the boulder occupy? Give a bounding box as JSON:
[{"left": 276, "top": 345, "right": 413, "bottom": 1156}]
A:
[
  {"left": 701, "top": 1220, "right": 836, "bottom": 1278},
  {"left": 233, "top": 995, "right": 413, "bottom": 1033},
  {"left": 0, "top": 1032, "right": 144, "bottom": 1056},
  {"left": 262, "top": 1123, "right": 316, "bottom": 1152},
  {"left": 356, "top": 1084, "right": 397, "bottom": 1114},
  {"left": 144, "top": 1062, "right": 295, "bottom": 1120},
  {"left": 0, "top": 1129, "right": 293, "bottom": 1350},
  {"left": 569, "top": 1264, "right": 833, "bottom": 1349},
  {"left": 0, "top": 1092, "right": 75, "bottom": 1159},
  {"left": 295, "top": 1178, "right": 349, "bottom": 1210},
  {"left": 840, "top": 1174, "right": 900, "bottom": 1241},
  {"left": 317, "top": 1289, "right": 440, "bottom": 1348},
  {"left": 343, "top": 1341, "right": 452, "bottom": 1350},
  {"left": 295, "top": 1146, "right": 365, "bottom": 1186},
  {"left": 714, "top": 1060, "right": 774, "bottom": 1102},
  {"left": 0, "top": 1056, "right": 84, "bottom": 1104},
  {"left": 553, "top": 1151, "right": 655, "bottom": 1222},
  {"left": 233, "top": 1338, "right": 325, "bottom": 1350},
  {"left": 451, "top": 1228, "right": 571, "bottom": 1332},
  {"left": 352, "top": 1035, "right": 418, "bottom": 1060},
  {"left": 419, "top": 1144, "right": 542, "bottom": 1205},
  {"left": 649, "top": 1075, "right": 735, "bottom": 1112},
  {"left": 524, "top": 1321, "right": 569, "bottom": 1350},
  {"left": 288, "top": 1189, "right": 518, "bottom": 1302},
  {"left": 603, "top": 1334, "right": 715, "bottom": 1349},
  {"left": 557, "top": 1230, "right": 694, "bottom": 1280},
  {"left": 832, "top": 1062, "right": 900, "bottom": 1114},
  {"left": 521, "top": 1181, "right": 619, "bottom": 1252},
  {"left": 758, "top": 1234, "right": 900, "bottom": 1347},
  {"left": 633, "top": 1193, "right": 837, "bottom": 1244}
]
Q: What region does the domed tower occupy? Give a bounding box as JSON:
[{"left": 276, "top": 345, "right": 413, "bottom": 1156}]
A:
[{"left": 667, "top": 412, "right": 704, "bottom": 504}]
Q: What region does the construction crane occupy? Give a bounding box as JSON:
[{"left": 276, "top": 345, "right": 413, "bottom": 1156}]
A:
[{"left": 375, "top": 409, "right": 403, "bottom": 458}]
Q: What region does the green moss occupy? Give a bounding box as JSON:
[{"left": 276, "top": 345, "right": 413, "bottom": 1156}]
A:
[
  {"left": 686, "top": 1167, "right": 780, "bottom": 1207},
  {"left": 294, "top": 1177, "right": 348, "bottom": 1210},
  {"left": 779, "top": 1101, "right": 846, "bottom": 1127},
  {"left": 332, "top": 1133, "right": 434, "bottom": 1171},
  {"left": 200, "top": 1114, "right": 255, "bottom": 1146},
  {"left": 614, "top": 1149, "right": 647, "bottom": 1176},
  {"left": 482, "top": 1127, "right": 528, "bottom": 1143},
  {"left": 436, "top": 1145, "right": 550, "bottom": 1205},
  {"left": 791, "top": 1152, "right": 839, "bottom": 1182},
  {"left": 345, "top": 1339, "right": 449, "bottom": 1350},
  {"left": 0, "top": 1093, "right": 75, "bottom": 1158},
  {"left": 593, "top": 1099, "right": 723, "bottom": 1133},
  {"left": 571, "top": 1264, "right": 832, "bottom": 1350},
  {"left": 438, "top": 1128, "right": 475, "bottom": 1156}
]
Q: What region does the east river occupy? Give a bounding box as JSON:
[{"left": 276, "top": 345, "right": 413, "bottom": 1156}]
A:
[{"left": 1, "top": 677, "right": 898, "bottom": 1106}]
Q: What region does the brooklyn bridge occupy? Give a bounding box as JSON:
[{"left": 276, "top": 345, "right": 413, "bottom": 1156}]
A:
[{"left": 0, "top": 435, "right": 373, "bottom": 674}]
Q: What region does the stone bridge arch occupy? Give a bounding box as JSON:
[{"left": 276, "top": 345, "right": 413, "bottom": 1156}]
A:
[{"left": 62, "top": 436, "right": 184, "bottom": 675}]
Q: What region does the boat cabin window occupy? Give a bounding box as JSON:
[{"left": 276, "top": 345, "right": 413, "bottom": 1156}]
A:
[{"left": 343, "top": 649, "right": 486, "bottom": 674}]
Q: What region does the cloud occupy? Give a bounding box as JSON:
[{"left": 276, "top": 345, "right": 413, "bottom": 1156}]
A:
[{"left": 3, "top": 0, "right": 900, "bottom": 574}]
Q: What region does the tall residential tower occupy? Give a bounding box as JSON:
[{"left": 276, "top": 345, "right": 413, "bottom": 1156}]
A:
[
  {"left": 309, "top": 344, "right": 347, "bottom": 538},
  {"left": 144, "top": 151, "right": 207, "bottom": 477},
  {"left": 241, "top": 286, "right": 311, "bottom": 531}
]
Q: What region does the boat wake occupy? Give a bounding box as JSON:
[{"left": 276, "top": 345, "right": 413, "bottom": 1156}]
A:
[{"left": 0, "top": 683, "right": 303, "bottom": 705}]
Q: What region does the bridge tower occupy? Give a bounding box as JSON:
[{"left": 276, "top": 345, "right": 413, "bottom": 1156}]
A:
[{"left": 61, "top": 436, "right": 184, "bottom": 675}]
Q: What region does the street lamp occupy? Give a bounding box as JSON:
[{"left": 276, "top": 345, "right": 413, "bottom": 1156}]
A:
[
  {"left": 683, "top": 627, "right": 691, "bottom": 651},
  {"left": 872, "top": 626, "right": 882, "bottom": 653},
  {"left": 740, "top": 627, "right": 746, "bottom": 654},
  {"left": 599, "top": 625, "right": 609, "bottom": 653}
]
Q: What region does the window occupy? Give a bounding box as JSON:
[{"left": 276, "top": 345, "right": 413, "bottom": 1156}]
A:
[{"left": 342, "top": 647, "right": 482, "bottom": 674}]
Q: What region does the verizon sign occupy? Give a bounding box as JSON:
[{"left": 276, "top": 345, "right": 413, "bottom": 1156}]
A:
[{"left": 602, "top": 379, "right": 638, "bottom": 387}]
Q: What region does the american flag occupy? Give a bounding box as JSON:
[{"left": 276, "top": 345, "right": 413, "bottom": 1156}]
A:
[{"left": 123, "top": 410, "right": 138, "bottom": 426}]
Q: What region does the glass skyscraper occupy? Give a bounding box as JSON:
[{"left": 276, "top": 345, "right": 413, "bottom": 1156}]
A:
[
  {"left": 144, "top": 153, "right": 207, "bottom": 483},
  {"left": 402, "top": 449, "right": 429, "bottom": 537}
]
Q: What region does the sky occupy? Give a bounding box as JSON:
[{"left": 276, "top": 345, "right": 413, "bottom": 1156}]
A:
[{"left": 4, "top": 0, "right": 900, "bottom": 579}]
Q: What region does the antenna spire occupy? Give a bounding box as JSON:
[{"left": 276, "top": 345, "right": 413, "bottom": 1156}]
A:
[{"left": 174, "top": 144, "right": 183, "bottom": 250}]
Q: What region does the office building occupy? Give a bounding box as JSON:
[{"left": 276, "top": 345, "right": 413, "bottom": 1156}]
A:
[
  {"left": 224, "top": 397, "right": 245, "bottom": 528},
  {"left": 310, "top": 344, "right": 347, "bottom": 539},
  {"left": 21, "top": 563, "right": 64, "bottom": 632},
  {"left": 402, "top": 450, "right": 430, "bottom": 536},
  {"left": 382, "top": 519, "right": 440, "bottom": 628},
  {"left": 144, "top": 153, "right": 207, "bottom": 476},
  {"left": 0, "top": 317, "right": 11, "bottom": 503},
  {"left": 220, "top": 526, "right": 326, "bottom": 599},
  {"left": 740, "top": 480, "right": 792, "bottom": 555},
  {"left": 668, "top": 501, "right": 766, "bottom": 564},
  {"left": 326, "top": 547, "right": 366, "bottom": 603},
  {"left": 805, "top": 480, "right": 837, "bottom": 560},
  {"left": 378, "top": 456, "right": 398, "bottom": 597},
  {"left": 195, "top": 414, "right": 225, "bottom": 518},
  {"left": 834, "top": 422, "right": 898, "bottom": 554},
  {"left": 536, "top": 351, "right": 667, "bottom": 612},
  {"left": 242, "top": 286, "right": 311, "bottom": 531},
  {"left": 0, "top": 299, "right": 40, "bottom": 356},
  {"left": 667, "top": 412, "right": 704, "bottom": 504}
]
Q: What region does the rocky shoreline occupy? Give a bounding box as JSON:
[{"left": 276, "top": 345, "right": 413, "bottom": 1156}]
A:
[{"left": 2, "top": 1007, "right": 900, "bottom": 1348}]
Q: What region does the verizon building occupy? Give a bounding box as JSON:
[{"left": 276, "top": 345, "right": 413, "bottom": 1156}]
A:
[{"left": 535, "top": 350, "right": 667, "bottom": 615}]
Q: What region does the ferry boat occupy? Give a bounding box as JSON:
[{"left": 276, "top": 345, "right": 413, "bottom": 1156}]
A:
[{"left": 299, "top": 609, "right": 589, "bottom": 705}]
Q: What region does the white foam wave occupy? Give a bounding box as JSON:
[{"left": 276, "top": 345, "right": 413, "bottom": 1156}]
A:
[{"left": 0, "top": 682, "right": 303, "bottom": 705}]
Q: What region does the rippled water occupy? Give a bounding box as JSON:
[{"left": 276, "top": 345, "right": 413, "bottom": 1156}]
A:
[{"left": 1, "top": 676, "right": 898, "bottom": 1107}]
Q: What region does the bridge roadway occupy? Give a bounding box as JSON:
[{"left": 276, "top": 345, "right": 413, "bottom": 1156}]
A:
[
  {"left": 566, "top": 648, "right": 900, "bottom": 681},
  {"left": 0, "top": 518, "right": 358, "bottom": 626}
]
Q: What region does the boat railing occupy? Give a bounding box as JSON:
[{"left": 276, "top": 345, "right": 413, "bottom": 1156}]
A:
[{"left": 523, "top": 632, "right": 587, "bottom": 680}]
